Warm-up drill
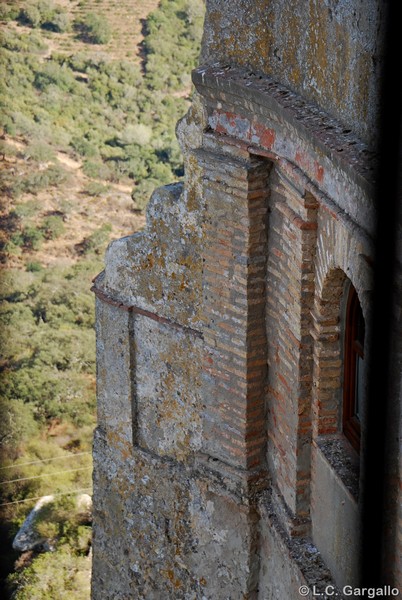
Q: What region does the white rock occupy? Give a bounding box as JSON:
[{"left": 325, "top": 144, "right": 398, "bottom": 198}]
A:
[{"left": 12, "top": 495, "right": 54, "bottom": 552}]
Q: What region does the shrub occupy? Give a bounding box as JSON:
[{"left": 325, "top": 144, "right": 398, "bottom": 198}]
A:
[
  {"left": 142, "top": 0, "right": 204, "bottom": 91},
  {"left": 34, "top": 495, "right": 92, "bottom": 547},
  {"left": 0, "top": 140, "right": 17, "bottom": 160},
  {"left": 10, "top": 225, "right": 34, "bottom": 249},
  {"left": 79, "top": 224, "right": 112, "bottom": 255},
  {"left": 74, "top": 13, "right": 111, "bottom": 44},
  {"left": 82, "top": 159, "right": 111, "bottom": 180},
  {"left": 22, "top": 226, "right": 44, "bottom": 250},
  {"left": 4, "top": 240, "right": 23, "bottom": 258},
  {"left": 0, "top": 362, "right": 95, "bottom": 424},
  {"left": 41, "top": 215, "right": 65, "bottom": 240},
  {"left": 1, "top": 118, "right": 17, "bottom": 137},
  {"left": 7, "top": 544, "right": 91, "bottom": 600},
  {"left": 0, "top": 5, "right": 20, "bottom": 21},
  {"left": 1, "top": 28, "right": 47, "bottom": 52},
  {"left": 71, "top": 137, "right": 99, "bottom": 159},
  {"left": 8, "top": 112, "right": 37, "bottom": 139},
  {"left": 83, "top": 181, "right": 109, "bottom": 197},
  {"left": 34, "top": 61, "right": 76, "bottom": 93},
  {"left": 9, "top": 165, "right": 69, "bottom": 198},
  {"left": 10, "top": 232, "right": 25, "bottom": 248},
  {"left": 26, "top": 261, "right": 43, "bottom": 272},
  {"left": 24, "top": 140, "right": 56, "bottom": 163},
  {"left": 150, "top": 161, "right": 174, "bottom": 183}
]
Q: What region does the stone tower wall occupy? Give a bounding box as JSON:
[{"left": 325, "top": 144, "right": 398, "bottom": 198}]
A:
[{"left": 92, "top": 1, "right": 401, "bottom": 598}]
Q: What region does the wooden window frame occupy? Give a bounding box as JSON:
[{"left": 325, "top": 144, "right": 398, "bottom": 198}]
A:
[{"left": 343, "top": 285, "right": 364, "bottom": 453}]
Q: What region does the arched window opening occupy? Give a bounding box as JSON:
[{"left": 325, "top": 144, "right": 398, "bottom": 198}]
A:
[{"left": 343, "top": 284, "right": 365, "bottom": 452}]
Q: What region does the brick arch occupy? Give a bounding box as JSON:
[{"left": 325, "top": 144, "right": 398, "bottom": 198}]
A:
[
  {"left": 314, "top": 213, "right": 371, "bottom": 323},
  {"left": 311, "top": 209, "right": 373, "bottom": 438}
]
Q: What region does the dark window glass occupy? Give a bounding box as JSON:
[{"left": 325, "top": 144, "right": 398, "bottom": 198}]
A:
[{"left": 343, "top": 285, "right": 365, "bottom": 452}]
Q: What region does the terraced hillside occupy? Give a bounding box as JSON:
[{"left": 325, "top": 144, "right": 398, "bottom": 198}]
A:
[
  {"left": 3, "top": 0, "right": 160, "bottom": 61},
  {"left": 0, "top": 0, "right": 204, "bottom": 597}
]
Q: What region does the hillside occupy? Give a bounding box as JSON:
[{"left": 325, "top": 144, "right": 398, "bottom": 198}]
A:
[{"left": 0, "top": 0, "right": 204, "bottom": 597}]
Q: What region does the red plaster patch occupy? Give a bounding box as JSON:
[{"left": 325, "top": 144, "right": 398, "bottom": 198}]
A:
[
  {"left": 225, "top": 111, "right": 239, "bottom": 127},
  {"left": 315, "top": 162, "right": 324, "bottom": 183},
  {"left": 295, "top": 152, "right": 325, "bottom": 185},
  {"left": 321, "top": 203, "right": 338, "bottom": 220},
  {"left": 215, "top": 119, "right": 227, "bottom": 135},
  {"left": 213, "top": 110, "right": 250, "bottom": 139},
  {"left": 295, "top": 150, "right": 310, "bottom": 173},
  {"left": 251, "top": 122, "right": 276, "bottom": 148}
]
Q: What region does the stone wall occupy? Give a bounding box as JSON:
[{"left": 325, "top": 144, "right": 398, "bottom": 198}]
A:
[
  {"left": 92, "top": 1, "right": 401, "bottom": 598},
  {"left": 201, "top": 0, "right": 385, "bottom": 148}
]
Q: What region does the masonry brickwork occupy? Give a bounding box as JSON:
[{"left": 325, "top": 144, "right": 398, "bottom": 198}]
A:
[{"left": 91, "top": 1, "right": 401, "bottom": 598}]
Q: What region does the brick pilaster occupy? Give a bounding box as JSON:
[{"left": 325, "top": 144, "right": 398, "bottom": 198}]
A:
[
  {"left": 266, "top": 172, "right": 318, "bottom": 520},
  {"left": 197, "top": 148, "right": 270, "bottom": 472},
  {"left": 310, "top": 269, "right": 346, "bottom": 438}
]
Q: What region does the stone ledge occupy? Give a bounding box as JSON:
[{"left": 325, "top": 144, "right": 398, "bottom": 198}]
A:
[
  {"left": 315, "top": 435, "right": 360, "bottom": 501},
  {"left": 259, "top": 488, "right": 345, "bottom": 599},
  {"left": 194, "top": 65, "right": 378, "bottom": 240}
]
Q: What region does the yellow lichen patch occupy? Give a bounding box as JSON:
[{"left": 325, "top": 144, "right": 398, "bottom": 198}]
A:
[
  {"left": 307, "top": 0, "right": 329, "bottom": 100},
  {"left": 106, "top": 428, "right": 132, "bottom": 461},
  {"left": 276, "top": 5, "right": 303, "bottom": 87},
  {"left": 179, "top": 275, "right": 187, "bottom": 291},
  {"left": 186, "top": 186, "right": 200, "bottom": 213},
  {"left": 163, "top": 568, "right": 183, "bottom": 589},
  {"left": 146, "top": 253, "right": 155, "bottom": 268}
]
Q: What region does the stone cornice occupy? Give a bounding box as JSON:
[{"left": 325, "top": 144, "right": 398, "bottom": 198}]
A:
[{"left": 193, "top": 63, "right": 377, "bottom": 194}]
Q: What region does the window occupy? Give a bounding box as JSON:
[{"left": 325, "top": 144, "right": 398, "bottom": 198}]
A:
[{"left": 343, "top": 284, "right": 365, "bottom": 452}]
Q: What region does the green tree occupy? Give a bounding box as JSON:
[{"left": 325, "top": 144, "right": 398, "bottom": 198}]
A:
[
  {"left": 7, "top": 547, "right": 91, "bottom": 599},
  {"left": 17, "top": 1, "right": 70, "bottom": 32},
  {"left": 18, "top": 4, "right": 42, "bottom": 28},
  {"left": 0, "top": 398, "right": 38, "bottom": 453}
]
